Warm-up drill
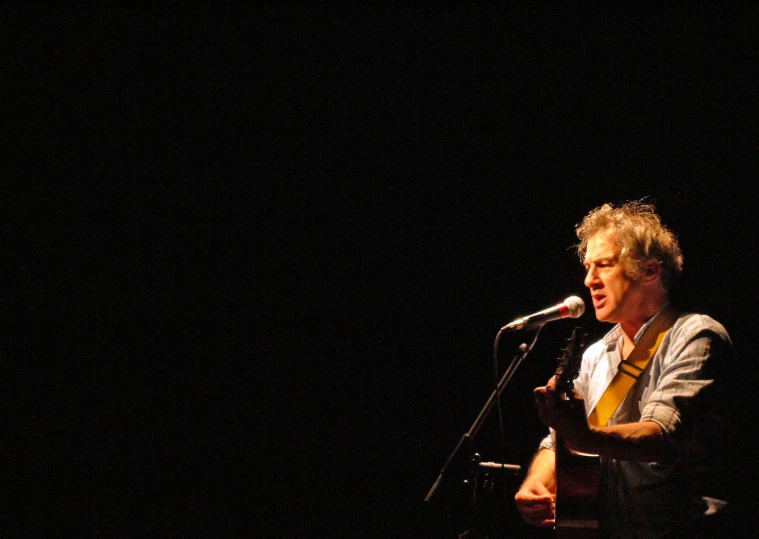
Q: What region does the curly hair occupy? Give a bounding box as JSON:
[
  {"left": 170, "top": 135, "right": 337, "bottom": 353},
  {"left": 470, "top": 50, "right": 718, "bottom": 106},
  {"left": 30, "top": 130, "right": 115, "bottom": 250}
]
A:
[{"left": 575, "top": 200, "right": 684, "bottom": 291}]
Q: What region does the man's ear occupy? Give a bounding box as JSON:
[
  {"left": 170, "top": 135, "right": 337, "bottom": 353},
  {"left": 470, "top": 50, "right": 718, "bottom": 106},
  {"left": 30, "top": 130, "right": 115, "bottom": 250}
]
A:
[{"left": 642, "top": 259, "right": 660, "bottom": 282}]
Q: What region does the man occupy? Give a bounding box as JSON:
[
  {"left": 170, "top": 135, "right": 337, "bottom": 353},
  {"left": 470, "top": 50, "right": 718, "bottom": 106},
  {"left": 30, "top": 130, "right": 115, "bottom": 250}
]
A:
[{"left": 514, "top": 201, "right": 745, "bottom": 537}]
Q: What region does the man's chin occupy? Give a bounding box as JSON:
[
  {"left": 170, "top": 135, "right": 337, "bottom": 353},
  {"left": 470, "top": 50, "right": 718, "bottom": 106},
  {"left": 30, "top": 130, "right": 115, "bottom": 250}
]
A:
[{"left": 594, "top": 310, "right": 613, "bottom": 323}]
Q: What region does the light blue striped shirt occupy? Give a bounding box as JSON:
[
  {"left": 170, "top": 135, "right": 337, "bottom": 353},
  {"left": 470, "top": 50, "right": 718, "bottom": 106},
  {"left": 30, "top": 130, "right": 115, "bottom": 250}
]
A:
[{"left": 540, "top": 307, "right": 736, "bottom": 538}]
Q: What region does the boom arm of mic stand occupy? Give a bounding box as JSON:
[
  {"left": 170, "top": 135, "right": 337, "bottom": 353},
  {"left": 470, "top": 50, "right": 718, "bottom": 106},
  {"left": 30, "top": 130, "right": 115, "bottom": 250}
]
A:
[{"left": 424, "top": 325, "right": 543, "bottom": 502}]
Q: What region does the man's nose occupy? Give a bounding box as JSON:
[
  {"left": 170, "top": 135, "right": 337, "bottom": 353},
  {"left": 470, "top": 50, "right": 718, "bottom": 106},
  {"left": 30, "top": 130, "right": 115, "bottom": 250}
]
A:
[{"left": 584, "top": 267, "right": 597, "bottom": 288}]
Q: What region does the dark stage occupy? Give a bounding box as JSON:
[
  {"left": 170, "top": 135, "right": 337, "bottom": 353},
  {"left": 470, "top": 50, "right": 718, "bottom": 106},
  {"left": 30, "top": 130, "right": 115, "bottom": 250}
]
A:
[{"left": 7, "top": 5, "right": 758, "bottom": 537}]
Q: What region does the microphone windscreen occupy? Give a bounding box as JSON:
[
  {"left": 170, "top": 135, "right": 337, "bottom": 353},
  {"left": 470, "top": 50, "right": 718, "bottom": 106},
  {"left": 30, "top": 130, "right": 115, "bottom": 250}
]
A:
[{"left": 564, "top": 296, "right": 586, "bottom": 318}]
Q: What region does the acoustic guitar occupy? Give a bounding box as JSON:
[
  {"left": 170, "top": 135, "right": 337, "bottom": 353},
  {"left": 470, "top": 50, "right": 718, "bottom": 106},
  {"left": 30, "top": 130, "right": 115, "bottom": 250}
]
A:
[{"left": 553, "top": 326, "right": 601, "bottom": 538}]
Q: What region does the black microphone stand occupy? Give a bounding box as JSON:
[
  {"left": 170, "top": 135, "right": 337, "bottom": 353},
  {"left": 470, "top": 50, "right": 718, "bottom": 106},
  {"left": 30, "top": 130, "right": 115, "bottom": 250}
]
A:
[{"left": 424, "top": 325, "right": 545, "bottom": 535}]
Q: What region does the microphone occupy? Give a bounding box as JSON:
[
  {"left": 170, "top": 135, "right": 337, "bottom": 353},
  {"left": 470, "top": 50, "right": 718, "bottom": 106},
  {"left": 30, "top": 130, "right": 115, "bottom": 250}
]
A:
[{"left": 500, "top": 296, "right": 585, "bottom": 331}]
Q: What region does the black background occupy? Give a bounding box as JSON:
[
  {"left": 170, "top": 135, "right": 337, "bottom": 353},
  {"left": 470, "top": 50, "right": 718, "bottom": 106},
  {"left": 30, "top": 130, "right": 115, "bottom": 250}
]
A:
[{"left": 7, "top": 5, "right": 758, "bottom": 537}]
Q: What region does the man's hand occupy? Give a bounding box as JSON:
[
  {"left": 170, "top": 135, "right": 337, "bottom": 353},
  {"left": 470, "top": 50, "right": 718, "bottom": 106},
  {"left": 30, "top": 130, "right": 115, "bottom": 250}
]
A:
[
  {"left": 514, "top": 480, "right": 555, "bottom": 528},
  {"left": 534, "top": 376, "right": 592, "bottom": 450}
]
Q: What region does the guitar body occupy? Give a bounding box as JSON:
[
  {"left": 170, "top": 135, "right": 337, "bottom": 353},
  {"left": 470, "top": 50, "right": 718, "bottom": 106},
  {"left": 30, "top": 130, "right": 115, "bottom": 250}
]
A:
[
  {"left": 553, "top": 327, "right": 601, "bottom": 538},
  {"left": 555, "top": 437, "right": 600, "bottom": 537}
]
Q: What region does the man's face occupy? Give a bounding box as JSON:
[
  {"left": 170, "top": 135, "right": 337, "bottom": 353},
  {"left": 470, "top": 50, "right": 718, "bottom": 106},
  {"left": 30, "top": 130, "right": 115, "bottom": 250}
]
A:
[{"left": 583, "top": 230, "right": 642, "bottom": 324}]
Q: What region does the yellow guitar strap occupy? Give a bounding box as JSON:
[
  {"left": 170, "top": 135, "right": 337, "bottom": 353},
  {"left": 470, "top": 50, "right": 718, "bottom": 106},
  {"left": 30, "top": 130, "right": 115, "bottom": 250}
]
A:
[{"left": 588, "top": 305, "right": 679, "bottom": 427}]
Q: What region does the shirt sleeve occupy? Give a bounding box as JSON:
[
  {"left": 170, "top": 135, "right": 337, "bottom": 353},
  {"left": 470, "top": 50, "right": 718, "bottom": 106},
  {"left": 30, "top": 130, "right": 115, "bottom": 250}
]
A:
[
  {"left": 639, "top": 316, "right": 731, "bottom": 436},
  {"left": 539, "top": 428, "right": 556, "bottom": 451}
]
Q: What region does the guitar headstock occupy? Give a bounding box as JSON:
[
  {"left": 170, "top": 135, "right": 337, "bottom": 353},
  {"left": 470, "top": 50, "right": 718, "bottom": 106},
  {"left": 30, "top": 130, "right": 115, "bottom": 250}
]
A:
[{"left": 554, "top": 326, "right": 587, "bottom": 400}]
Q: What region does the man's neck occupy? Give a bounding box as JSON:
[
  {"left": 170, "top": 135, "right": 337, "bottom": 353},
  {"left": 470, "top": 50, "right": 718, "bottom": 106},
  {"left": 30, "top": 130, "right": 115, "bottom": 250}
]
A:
[{"left": 619, "top": 299, "right": 669, "bottom": 348}]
